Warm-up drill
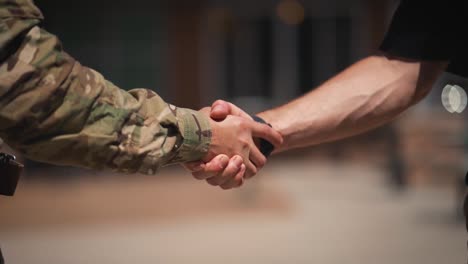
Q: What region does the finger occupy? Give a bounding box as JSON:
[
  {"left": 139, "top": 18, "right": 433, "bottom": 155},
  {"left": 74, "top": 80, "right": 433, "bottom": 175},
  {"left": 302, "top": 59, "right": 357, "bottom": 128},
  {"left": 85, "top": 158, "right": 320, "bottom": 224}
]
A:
[
  {"left": 210, "top": 100, "right": 231, "bottom": 120},
  {"left": 211, "top": 100, "right": 253, "bottom": 121},
  {"left": 192, "top": 155, "right": 229, "bottom": 180},
  {"left": 206, "top": 155, "right": 243, "bottom": 186},
  {"left": 237, "top": 164, "right": 246, "bottom": 187},
  {"left": 250, "top": 122, "right": 283, "bottom": 146},
  {"left": 220, "top": 164, "right": 246, "bottom": 190},
  {"left": 249, "top": 143, "right": 267, "bottom": 169},
  {"left": 183, "top": 161, "right": 205, "bottom": 172},
  {"left": 244, "top": 160, "right": 258, "bottom": 179}
]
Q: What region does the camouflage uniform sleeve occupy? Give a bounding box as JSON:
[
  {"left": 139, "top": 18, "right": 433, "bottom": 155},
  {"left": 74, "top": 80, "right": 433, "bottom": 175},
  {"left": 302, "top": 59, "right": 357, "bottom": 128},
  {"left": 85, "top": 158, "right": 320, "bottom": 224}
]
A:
[{"left": 0, "top": 0, "right": 211, "bottom": 174}]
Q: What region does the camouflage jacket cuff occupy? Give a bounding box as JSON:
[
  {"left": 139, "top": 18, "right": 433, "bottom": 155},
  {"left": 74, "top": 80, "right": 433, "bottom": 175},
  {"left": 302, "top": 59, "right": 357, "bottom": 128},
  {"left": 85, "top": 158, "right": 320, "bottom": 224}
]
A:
[
  {"left": 0, "top": 0, "right": 44, "bottom": 19},
  {"left": 170, "top": 108, "right": 211, "bottom": 164}
]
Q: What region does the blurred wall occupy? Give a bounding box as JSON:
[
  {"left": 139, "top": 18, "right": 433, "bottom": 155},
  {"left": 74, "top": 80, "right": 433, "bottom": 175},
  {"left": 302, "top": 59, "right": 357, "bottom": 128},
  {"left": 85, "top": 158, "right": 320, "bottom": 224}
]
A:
[
  {"left": 27, "top": 0, "right": 466, "bottom": 188},
  {"left": 37, "top": 0, "right": 169, "bottom": 99},
  {"left": 35, "top": 0, "right": 398, "bottom": 111}
]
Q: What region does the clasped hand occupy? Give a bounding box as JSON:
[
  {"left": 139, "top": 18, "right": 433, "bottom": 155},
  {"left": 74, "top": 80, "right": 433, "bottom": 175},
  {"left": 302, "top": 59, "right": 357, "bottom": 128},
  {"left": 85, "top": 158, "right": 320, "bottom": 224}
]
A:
[{"left": 183, "top": 100, "right": 282, "bottom": 190}]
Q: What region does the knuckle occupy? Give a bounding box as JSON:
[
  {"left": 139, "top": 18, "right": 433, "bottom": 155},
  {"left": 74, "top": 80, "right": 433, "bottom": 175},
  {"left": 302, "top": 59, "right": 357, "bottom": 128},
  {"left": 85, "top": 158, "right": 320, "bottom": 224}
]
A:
[
  {"left": 234, "top": 118, "right": 245, "bottom": 128},
  {"left": 235, "top": 173, "right": 244, "bottom": 181},
  {"left": 237, "top": 118, "right": 250, "bottom": 129},
  {"left": 252, "top": 167, "right": 258, "bottom": 174},
  {"left": 213, "top": 99, "right": 226, "bottom": 105},
  {"left": 240, "top": 140, "right": 250, "bottom": 149},
  {"left": 210, "top": 161, "right": 223, "bottom": 171},
  {"left": 256, "top": 162, "right": 265, "bottom": 170},
  {"left": 192, "top": 173, "right": 205, "bottom": 180},
  {"left": 206, "top": 178, "right": 219, "bottom": 186},
  {"left": 258, "top": 156, "right": 267, "bottom": 168},
  {"left": 224, "top": 167, "right": 237, "bottom": 178},
  {"left": 251, "top": 165, "right": 258, "bottom": 174},
  {"left": 245, "top": 166, "right": 257, "bottom": 178},
  {"left": 249, "top": 166, "right": 258, "bottom": 176}
]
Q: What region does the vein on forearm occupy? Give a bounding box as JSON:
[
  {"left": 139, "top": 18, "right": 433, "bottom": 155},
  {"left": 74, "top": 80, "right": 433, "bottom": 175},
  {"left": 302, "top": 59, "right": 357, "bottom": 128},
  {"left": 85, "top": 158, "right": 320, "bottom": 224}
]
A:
[{"left": 261, "top": 55, "right": 446, "bottom": 153}]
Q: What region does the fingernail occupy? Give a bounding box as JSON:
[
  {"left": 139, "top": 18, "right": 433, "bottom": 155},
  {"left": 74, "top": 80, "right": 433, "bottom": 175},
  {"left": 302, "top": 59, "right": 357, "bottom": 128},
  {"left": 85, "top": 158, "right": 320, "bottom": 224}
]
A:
[
  {"left": 233, "top": 156, "right": 242, "bottom": 165},
  {"left": 220, "top": 155, "right": 229, "bottom": 164},
  {"left": 240, "top": 164, "right": 246, "bottom": 172}
]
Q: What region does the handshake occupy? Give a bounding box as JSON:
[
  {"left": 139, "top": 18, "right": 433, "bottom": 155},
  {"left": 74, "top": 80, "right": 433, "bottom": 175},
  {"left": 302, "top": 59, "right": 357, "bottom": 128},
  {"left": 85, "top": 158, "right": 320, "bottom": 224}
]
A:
[{"left": 183, "top": 100, "right": 283, "bottom": 190}]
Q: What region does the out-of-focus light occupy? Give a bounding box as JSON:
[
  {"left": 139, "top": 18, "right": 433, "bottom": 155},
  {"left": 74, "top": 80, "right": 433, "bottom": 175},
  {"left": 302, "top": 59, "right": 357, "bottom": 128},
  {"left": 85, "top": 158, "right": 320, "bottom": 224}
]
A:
[
  {"left": 276, "top": 0, "right": 305, "bottom": 26},
  {"left": 441, "top": 84, "right": 467, "bottom": 113}
]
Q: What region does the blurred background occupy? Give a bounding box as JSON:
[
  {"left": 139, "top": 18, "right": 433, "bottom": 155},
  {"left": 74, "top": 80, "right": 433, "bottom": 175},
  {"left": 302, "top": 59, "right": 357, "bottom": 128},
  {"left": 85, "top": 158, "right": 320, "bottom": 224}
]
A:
[{"left": 0, "top": 0, "right": 466, "bottom": 263}]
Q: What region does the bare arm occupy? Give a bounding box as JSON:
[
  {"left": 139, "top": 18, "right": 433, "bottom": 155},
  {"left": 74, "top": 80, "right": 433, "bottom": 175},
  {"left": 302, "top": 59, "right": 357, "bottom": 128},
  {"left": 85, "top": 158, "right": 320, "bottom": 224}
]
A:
[
  {"left": 185, "top": 54, "right": 448, "bottom": 189},
  {"left": 258, "top": 54, "right": 447, "bottom": 152}
]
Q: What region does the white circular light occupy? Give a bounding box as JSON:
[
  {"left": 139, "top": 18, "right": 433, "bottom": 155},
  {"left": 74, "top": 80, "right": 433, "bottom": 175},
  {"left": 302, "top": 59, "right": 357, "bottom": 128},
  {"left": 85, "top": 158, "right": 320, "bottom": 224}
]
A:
[{"left": 441, "top": 84, "right": 467, "bottom": 113}]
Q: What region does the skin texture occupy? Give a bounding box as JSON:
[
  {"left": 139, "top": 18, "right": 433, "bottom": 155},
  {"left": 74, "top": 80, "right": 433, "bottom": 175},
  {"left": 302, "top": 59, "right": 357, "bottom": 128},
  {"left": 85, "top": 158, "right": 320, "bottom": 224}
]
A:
[
  {"left": 188, "top": 54, "right": 448, "bottom": 189},
  {"left": 190, "top": 108, "right": 282, "bottom": 188}
]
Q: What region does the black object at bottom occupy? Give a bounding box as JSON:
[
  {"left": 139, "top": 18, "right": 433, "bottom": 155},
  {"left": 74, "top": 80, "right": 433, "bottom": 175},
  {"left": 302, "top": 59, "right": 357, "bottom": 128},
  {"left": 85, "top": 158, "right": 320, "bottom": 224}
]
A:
[
  {"left": 0, "top": 153, "right": 23, "bottom": 196},
  {"left": 466, "top": 171, "right": 468, "bottom": 186},
  {"left": 465, "top": 188, "right": 468, "bottom": 232},
  {"left": 0, "top": 247, "right": 4, "bottom": 264},
  {"left": 465, "top": 171, "right": 468, "bottom": 232}
]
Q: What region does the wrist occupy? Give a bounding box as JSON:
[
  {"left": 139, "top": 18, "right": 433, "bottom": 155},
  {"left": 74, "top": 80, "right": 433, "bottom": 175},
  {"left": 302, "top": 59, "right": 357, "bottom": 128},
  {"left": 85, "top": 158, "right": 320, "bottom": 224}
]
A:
[
  {"left": 173, "top": 108, "right": 212, "bottom": 163},
  {"left": 203, "top": 118, "right": 221, "bottom": 161},
  {"left": 256, "top": 110, "right": 288, "bottom": 153},
  {"left": 256, "top": 111, "right": 272, "bottom": 125},
  {"left": 251, "top": 114, "right": 275, "bottom": 157},
  {"left": 256, "top": 111, "right": 280, "bottom": 132}
]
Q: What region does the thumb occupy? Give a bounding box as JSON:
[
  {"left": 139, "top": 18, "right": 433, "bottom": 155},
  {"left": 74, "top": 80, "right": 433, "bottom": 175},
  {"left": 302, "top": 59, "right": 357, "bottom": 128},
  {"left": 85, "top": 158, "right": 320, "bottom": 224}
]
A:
[{"left": 210, "top": 100, "right": 232, "bottom": 121}]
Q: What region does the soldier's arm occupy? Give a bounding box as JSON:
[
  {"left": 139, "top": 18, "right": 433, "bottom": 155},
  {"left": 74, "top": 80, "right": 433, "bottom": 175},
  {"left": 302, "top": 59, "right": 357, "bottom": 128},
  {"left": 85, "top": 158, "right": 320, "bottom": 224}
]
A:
[{"left": 0, "top": 1, "right": 213, "bottom": 174}]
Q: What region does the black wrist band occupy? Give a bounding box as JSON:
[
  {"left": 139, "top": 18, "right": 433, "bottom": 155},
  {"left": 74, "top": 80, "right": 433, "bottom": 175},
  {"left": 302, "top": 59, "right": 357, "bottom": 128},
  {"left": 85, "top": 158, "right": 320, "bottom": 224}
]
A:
[
  {"left": 251, "top": 115, "right": 275, "bottom": 157},
  {"left": 0, "top": 153, "right": 23, "bottom": 196}
]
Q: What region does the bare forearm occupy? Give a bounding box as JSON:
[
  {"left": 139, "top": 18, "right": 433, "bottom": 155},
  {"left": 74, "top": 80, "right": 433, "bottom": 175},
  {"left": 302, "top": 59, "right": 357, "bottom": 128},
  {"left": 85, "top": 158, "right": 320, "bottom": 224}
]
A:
[{"left": 259, "top": 55, "right": 446, "bottom": 152}]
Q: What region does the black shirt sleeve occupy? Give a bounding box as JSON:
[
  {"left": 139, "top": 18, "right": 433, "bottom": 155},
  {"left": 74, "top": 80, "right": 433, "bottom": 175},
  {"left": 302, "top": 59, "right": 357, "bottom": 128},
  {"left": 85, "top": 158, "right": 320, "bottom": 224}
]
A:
[{"left": 380, "top": 0, "right": 468, "bottom": 77}]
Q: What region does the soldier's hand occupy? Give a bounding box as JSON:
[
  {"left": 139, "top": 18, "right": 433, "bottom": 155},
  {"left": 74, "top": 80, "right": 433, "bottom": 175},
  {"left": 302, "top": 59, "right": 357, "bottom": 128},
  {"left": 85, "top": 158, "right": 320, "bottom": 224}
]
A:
[
  {"left": 210, "top": 99, "right": 253, "bottom": 121},
  {"left": 184, "top": 103, "right": 282, "bottom": 190},
  {"left": 184, "top": 154, "right": 246, "bottom": 189},
  {"left": 205, "top": 111, "right": 281, "bottom": 170}
]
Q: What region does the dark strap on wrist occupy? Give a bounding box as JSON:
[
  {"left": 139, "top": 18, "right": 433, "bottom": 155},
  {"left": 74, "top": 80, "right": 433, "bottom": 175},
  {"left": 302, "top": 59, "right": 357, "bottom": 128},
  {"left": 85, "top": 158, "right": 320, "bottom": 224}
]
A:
[
  {"left": 0, "top": 153, "right": 23, "bottom": 196},
  {"left": 251, "top": 115, "right": 275, "bottom": 157}
]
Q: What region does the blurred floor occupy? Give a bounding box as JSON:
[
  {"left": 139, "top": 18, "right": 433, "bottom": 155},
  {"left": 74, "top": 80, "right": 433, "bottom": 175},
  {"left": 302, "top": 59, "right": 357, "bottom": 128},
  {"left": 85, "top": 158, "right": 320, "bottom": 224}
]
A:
[{"left": 0, "top": 159, "right": 465, "bottom": 264}]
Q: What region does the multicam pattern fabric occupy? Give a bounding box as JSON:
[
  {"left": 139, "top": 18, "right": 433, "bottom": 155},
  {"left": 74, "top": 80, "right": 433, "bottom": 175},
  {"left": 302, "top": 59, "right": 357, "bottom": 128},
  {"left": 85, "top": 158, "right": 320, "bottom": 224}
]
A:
[{"left": 0, "top": 0, "right": 211, "bottom": 174}]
